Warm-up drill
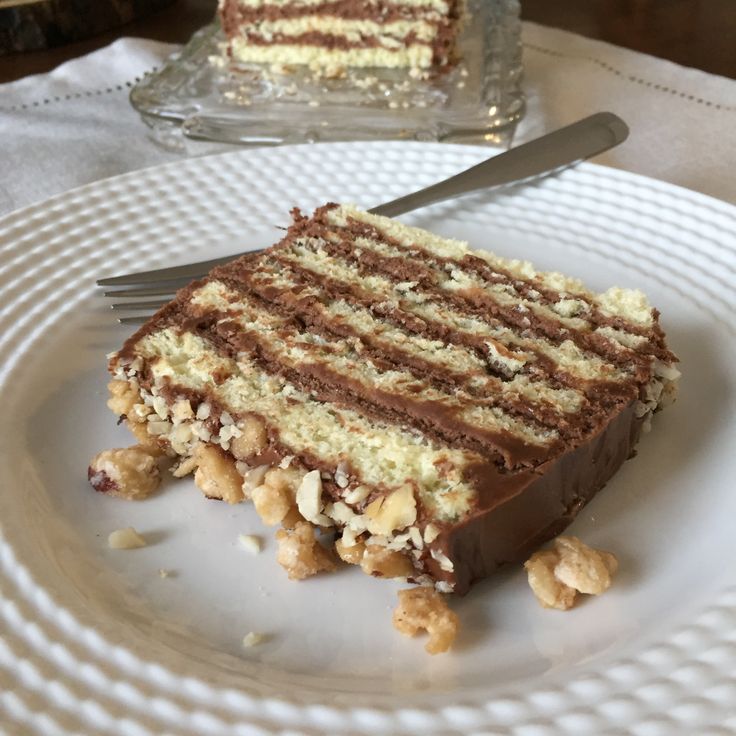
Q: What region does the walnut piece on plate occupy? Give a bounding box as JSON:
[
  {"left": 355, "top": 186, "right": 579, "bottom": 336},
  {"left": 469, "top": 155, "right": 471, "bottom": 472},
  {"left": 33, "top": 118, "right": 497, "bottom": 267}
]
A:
[
  {"left": 88, "top": 446, "right": 160, "bottom": 500},
  {"left": 108, "top": 527, "right": 147, "bottom": 550},
  {"left": 524, "top": 535, "right": 618, "bottom": 610},
  {"left": 393, "top": 587, "right": 459, "bottom": 654}
]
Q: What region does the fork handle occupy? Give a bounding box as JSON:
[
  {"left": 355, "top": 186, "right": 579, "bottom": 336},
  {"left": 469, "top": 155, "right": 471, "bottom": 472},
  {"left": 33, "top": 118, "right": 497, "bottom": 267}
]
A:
[
  {"left": 370, "top": 112, "right": 628, "bottom": 219},
  {"left": 98, "top": 113, "right": 628, "bottom": 288}
]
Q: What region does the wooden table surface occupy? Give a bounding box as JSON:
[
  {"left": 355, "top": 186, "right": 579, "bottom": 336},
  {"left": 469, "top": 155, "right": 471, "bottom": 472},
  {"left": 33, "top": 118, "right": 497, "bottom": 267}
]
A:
[{"left": 1, "top": 0, "right": 735, "bottom": 85}]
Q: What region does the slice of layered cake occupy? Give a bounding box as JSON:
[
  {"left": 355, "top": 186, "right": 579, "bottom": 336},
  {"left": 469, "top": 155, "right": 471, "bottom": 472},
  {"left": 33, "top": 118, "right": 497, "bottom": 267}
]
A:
[
  {"left": 218, "top": 0, "right": 464, "bottom": 70},
  {"left": 97, "top": 204, "right": 679, "bottom": 596}
]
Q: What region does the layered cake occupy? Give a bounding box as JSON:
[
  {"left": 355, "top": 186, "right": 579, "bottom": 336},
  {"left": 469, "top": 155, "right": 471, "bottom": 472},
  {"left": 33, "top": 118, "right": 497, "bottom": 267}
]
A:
[
  {"left": 218, "top": 0, "right": 464, "bottom": 70},
  {"left": 97, "top": 204, "right": 679, "bottom": 596}
]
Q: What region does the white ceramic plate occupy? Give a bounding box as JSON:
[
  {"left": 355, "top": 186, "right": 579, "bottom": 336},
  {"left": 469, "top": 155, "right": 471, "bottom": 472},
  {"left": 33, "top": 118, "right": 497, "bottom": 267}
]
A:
[{"left": 1, "top": 142, "right": 735, "bottom": 736}]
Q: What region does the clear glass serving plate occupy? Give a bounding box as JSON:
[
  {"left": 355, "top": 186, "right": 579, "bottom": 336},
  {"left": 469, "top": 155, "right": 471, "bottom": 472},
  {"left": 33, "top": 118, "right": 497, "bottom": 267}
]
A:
[{"left": 130, "top": 0, "right": 524, "bottom": 147}]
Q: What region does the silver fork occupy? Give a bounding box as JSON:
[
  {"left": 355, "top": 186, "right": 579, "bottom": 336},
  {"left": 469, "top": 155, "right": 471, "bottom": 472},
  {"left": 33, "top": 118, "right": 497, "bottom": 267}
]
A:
[{"left": 100, "top": 112, "right": 628, "bottom": 324}]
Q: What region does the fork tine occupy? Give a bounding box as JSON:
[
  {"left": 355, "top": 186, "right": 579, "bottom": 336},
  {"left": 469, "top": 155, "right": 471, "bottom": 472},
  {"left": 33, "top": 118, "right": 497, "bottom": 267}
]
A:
[
  {"left": 111, "top": 299, "right": 170, "bottom": 311},
  {"left": 103, "top": 285, "right": 184, "bottom": 298},
  {"left": 96, "top": 252, "right": 249, "bottom": 287},
  {"left": 118, "top": 315, "right": 150, "bottom": 325}
]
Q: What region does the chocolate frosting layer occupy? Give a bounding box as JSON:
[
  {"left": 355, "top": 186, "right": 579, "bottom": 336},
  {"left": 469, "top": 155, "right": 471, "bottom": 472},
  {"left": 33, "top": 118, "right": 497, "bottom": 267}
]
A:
[
  {"left": 225, "top": 0, "right": 449, "bottom": 25},
  {"left": 432, "top": 403, "right": 643, "bottom": 594}
]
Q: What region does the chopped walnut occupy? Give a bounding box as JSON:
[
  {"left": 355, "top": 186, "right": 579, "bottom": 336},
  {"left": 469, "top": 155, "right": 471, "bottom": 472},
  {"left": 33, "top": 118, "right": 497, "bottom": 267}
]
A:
[
  {"left": 524, "top": 549, "right": 577, "bottom": 610},
  {"left": 267, "top": 466, "right": 306, "bottom": 494},
  {"left": 171, "top": 453, "right": 198, "bottom": 478},
  {"left": 335, "top": 537, "right": 366, "bottom": 565},
  {"left": 127, "top": 402, "right": 152, "bottom": 424},
  {"left": 281, "top": 506, "right": 304, "bottom": 529},
  {"left": 364, "top": 484, "right": 416, "bottom": 536},
  {"left": 393, "top": 587, "right": 459, "bottom": 655},
  {"left": 553, "top": 536, "right": 618, "bottom": 594},
  {"left": 88, "top": 446, "right": 160, "bottom": 500},
  {"left": 326, "top": 500, "right": 355, "bottom": 525},
  {"left": 124, "top": 419, "right": 165, "bottom": 455},
  {"left": 147, "top": 419, "right": 172, "bottom": 437},
  {"left": 242, "top": 464, "right": 269, "bottom": 498},
  {"left": 230, "top": 415, "right": 268, "bottom": 461},
  {"left": 295, "top": 470, "right": 331, "bottom": 526},
  {"left": 168, "top": 422, "right": 193, "bottom": 455},
  {"left": 423, "top": 523, "right": 440, "bottom": 543},
  {"left": 524, "top": 536, "right": 618, "bottom": 610},
  {"left": 275, "top": 521, "right": 337, "bottom": 580},
  {"left": 343, "top": 484, "right": 371, "bottom": 505},
  {"left": 106, "top": 379, "right": 138, "bottom": 417},
  {"left": 334, "top": 461, "right": 350, "bottom": 489},
  {"left": 108, "top": 527, "right": 147, "bottom": 549},
  {"left": 252, "top": 467, "right": 304, "bottom": 526},
  {"left": 193, "top": 445, "right": 244, "bottom": 504},
  {"left": 430, "top": 548, "right": 454, "bottom": 573},
  {"left": 252, "top": 482, "right": 293, "bottom": 525},
  {"left": 238, "top": 534, "right": 263, "bottom": 554},
  {"left": 171, "top": 399, "right": 194, "bottom": 423},
  {"left": 242, "top": 631, "right": 266, "bottom": 648},
  {"left": 361, "top": 544, "right": 414, "bottom": 579}
]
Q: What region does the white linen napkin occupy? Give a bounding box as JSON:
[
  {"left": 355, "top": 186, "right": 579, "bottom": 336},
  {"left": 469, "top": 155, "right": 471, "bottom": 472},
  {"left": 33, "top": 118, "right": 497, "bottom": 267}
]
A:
[
  {"left": 2, "top": 23, "right": 736, "bottom": 217},
  {"left": 518, "top": 22, "right": 736, "bottom": 205},
  {"left": 0, "top": 38, "right": 232, "bottom": 216}
]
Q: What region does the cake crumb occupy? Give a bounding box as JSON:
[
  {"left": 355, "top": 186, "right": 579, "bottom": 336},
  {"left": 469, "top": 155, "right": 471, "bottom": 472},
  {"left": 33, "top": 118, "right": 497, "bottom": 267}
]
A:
[
  {"left": 158, "top": 568, "right": 172, "bottom": 578},
  {"left": 108, "top": 527, "right": 147, "bottom": 550},
  {"left": 393, "top": 587, "right": 459, "bottom": 655},
  {"left": 242, "top": 631, "right": 266, "bottom": 648},
  {"left": 524, "top": 535, "right": 618, "bottom": 610},
  {"left": 238, "top": 534, "right": 263, "bottom": 554}
]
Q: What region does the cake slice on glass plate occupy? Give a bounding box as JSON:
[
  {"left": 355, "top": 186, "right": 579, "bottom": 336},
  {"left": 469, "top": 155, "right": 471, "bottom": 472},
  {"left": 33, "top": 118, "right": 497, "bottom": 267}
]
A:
[{"left": 218, "top": 0, "right": 465, "bottom": 71}]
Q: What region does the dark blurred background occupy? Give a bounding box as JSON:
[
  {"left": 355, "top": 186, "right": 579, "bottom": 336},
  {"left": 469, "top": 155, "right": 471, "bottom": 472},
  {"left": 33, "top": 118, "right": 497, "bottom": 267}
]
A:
[{"left": 1, "top": 0, "right": 735, "bottom": 83}]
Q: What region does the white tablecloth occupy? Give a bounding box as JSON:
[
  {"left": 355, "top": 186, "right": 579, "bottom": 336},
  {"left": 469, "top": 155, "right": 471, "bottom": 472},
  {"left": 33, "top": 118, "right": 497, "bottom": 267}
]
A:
[{"left": 2, "top": 21, "right": 736, "bottom": 217}]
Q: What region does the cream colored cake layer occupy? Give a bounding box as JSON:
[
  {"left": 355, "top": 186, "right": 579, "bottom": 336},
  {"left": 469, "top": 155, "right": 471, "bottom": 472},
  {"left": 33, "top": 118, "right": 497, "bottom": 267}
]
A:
[
  {"left": 327, "top": 205, "right": 656, "bottom": 329},
  {"left": 187, "top": 282, "right": 562, "bottom": 447},
  {"left": 136, "top": 328, "right": 480, "bottom": 520},
  {"left": 346, "top": 233, "right": 599, "bottom": 334},
  {"left": 275, "top": 245, "right": 629, "bottom": 383},
  {"left": 350, "top": 233, "right": 646, "bottom": 361},
  {"left": 193, "top": 279, "right": 585, "bottom": 414},
  {"left": 230, "top": 38, "right": 433, "bottom": 68},
  {"left": 191, "top": 280, "right": 490, "bottom": 376},
  {"left": 243, "top": 18, "right": 438, "bottom": 42}
]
